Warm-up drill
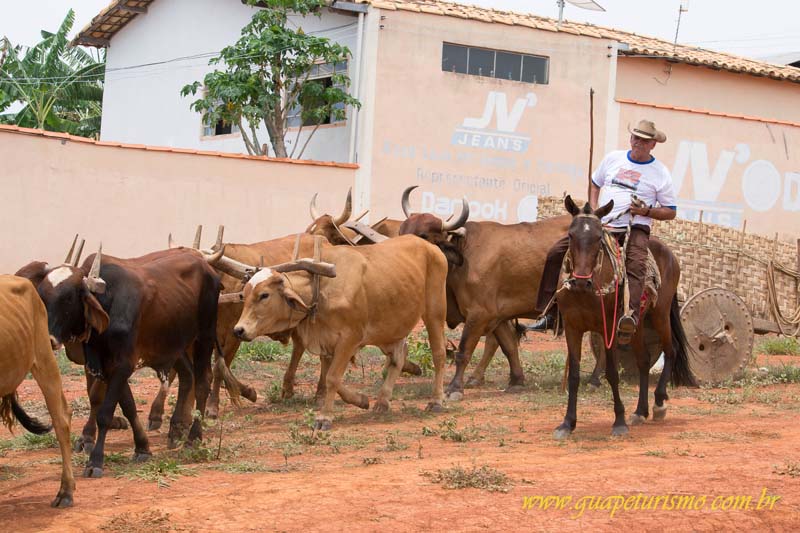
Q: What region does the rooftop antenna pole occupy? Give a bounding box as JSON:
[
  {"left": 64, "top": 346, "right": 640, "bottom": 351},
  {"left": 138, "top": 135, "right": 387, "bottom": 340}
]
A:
[
  {"left": 674, "top": 2, "right": 689, "bottom": 47},
  {"left": 558, "top": 0, "right": 606, "bottom": 29}
]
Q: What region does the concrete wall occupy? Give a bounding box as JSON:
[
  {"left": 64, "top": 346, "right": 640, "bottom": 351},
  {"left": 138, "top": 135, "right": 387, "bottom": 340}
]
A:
[
  {"left": 0, "top": 127, "right": 356, "bottom": 274},
  {"left": 100, "top": 0, "right": 360, "bottom": 162}
]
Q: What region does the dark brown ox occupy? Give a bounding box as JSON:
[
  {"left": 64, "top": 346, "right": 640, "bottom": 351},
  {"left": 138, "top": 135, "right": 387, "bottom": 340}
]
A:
[
  {"left": 18, "top": 244, "right": 226, "bottom": 478},
  {"left": 231, "top": 235, "right": 449, "bottom": 430},
  {"left": 553, "top": 197, "right": 695, "bottom": 439},
  {"left": 0, "top": 275, "right": 74, "bottom": 507},
  {"left": 398, "top": 185, "right": 572, "bottom": 399}
]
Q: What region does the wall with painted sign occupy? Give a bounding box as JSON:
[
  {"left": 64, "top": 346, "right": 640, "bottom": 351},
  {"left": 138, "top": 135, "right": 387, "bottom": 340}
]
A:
[{"left": 366, "top": 9, "right": 614, "bottom": 222}]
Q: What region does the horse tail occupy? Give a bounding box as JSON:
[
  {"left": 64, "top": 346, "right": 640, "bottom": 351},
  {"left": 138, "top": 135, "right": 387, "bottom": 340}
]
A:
[
  {"left": 669, "top": 295, "right": 698, "bottom": 387},
  {"left": 1, "top": 393, "right": 52, "bottom": 434}
]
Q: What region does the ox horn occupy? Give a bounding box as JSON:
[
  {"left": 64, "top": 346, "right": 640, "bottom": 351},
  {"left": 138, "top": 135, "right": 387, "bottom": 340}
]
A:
[
  {"left": 85, "top": 244, "right": 106, "bottom": 294},
  {"left": 71, "top": 239, "right": 86, "bottom": 267},
  {"left": 168, "top": 233, "right": 176, "bottom": 249},
  {"left": 442, "top": 197, "right": 470, "bottom": 232},
  {"left": 208, "top": 254, "right": 259, "bottom": 280},
  {"left": 309, "top": 193, "right": 321, "bottom": 221},
  {"left": 333, "top": 188, "right": 353, "bottom": 226},
  {"left": 401, "top": 185, "right": 418, "bottom": 218},
  {"left": 203, "top": 243, "right": 226, "bottom": 265},
  {"left": 193, "top": 225, "right": 203, "bottom": 249},
  {"left": 64, "top": 234, "right": 79, "bottom": 264},
  {"left": 272, "top": 259, "right": 337, "bottom": 278}
]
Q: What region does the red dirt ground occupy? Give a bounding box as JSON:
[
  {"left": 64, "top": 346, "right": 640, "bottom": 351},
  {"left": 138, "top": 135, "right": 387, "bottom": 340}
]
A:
[{"left": 2, "top": 331, "right": 799, "bottom": 532}]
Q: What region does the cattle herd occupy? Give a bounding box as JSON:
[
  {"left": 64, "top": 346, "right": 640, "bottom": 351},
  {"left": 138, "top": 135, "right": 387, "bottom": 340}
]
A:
[{"left": 1, "top": 186, "right": 696, "bottom": 509}]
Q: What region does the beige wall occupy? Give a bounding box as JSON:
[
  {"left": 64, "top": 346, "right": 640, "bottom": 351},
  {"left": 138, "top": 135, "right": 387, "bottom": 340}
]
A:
[
  {"left": 0, "top": 128, "right": 355, "bottom": 274},
  {"left": 368, "top": 10, "right": 614, "bottom": 223},
  {"left": 617, "top": 58, "right": 800, "bottom": 124}
]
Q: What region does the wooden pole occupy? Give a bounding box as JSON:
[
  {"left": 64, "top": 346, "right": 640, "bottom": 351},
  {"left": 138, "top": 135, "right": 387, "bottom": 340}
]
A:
[
  {"left": 796, "top": 238, "right": 799, "bottom": 310},
  {"left": 586, "top": 88, "right": 595, "bottom": 200},
  {"left": 586, "top": 88, "right": 595, "bottom": 203}
]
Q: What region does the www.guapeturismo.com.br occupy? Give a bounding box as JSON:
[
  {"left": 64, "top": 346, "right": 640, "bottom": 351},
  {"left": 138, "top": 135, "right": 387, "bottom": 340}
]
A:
[{"left": 521, "top": 488, "right": 781, "bottom": 519}]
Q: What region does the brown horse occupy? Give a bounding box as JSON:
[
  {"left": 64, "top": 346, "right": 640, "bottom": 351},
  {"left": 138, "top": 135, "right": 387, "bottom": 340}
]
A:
[{"left": 554, "top": 196, "right": 695, "bottom": 439}]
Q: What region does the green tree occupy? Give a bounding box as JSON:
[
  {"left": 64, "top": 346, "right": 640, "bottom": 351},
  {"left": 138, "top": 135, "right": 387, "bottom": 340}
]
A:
[
  {"left": 181, "top": 0, "right": 360, "bottom": 158},
  {"left": 0, "top": 9, "right": 105, "bottom": 138}
]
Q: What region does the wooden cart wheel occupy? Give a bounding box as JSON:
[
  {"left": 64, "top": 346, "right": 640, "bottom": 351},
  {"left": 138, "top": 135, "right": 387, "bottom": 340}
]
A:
[{"left": 679, "top": 287, "right": 754, "bottom": 385}]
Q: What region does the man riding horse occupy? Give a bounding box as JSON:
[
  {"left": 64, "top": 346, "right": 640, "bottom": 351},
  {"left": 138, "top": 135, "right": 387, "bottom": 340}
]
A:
[{"left": 530, "top": 119, "right": 677, "bottom": 345}]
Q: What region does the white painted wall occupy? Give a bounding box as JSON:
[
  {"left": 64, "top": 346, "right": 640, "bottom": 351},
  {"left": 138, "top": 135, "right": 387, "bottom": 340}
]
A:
[{"left": 100, "top": 0, "right": 359, "bottom": 162}]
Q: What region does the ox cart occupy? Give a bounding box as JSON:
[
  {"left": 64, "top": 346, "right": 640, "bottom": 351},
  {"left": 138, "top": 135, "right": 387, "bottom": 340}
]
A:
[{"left": 537, "top": 196, "right": 800, "bottom": 385}]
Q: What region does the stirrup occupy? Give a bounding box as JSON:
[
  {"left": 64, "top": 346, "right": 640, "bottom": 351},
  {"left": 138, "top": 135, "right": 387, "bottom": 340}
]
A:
[{"left": 616, "top": 315, "right": 637, "bottom": 345}]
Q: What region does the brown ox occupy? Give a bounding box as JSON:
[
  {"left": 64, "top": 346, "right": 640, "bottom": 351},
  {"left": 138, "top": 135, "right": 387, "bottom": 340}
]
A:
[
  {"left": 398, "top": 186, "right": 571, "bottom": 399},
  {"left": 230, "top": 235, "right": 448, "bottom": 430},
  {"left": 0, "top": 275, "right": 74, "bottom": 507},
  {"left": 18, "top": 245, "right": 227, "bottom": 478}
]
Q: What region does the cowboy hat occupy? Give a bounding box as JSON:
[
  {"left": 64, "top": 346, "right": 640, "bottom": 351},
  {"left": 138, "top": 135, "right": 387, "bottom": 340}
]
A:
[{"left": 628, "top": 119, "right": 667, "bottom": 143}]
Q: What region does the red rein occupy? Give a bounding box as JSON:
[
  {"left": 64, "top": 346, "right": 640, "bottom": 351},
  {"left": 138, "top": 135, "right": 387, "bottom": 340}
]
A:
[{"left": 582, "top": 238, "right": 621, "bottom": 350}]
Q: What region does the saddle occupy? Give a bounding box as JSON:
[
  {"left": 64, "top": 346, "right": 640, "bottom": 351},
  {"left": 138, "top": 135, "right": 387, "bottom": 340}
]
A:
[{"left": 600, "top": 230, "right": 661, "bottom": 314}]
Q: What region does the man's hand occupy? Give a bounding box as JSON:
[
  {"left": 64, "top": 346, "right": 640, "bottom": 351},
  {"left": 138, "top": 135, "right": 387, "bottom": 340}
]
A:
[{"left": 630, "top": 204, "right": 650, "bottom": 217}]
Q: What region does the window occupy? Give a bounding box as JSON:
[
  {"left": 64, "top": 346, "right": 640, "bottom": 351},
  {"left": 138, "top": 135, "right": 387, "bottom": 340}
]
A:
[
  {"left": 441, "top": 43, "right": 549, "bottom": 84},
  {"left": 203, "top": 120, "right": 240, "bottom": 137},
  {"left": 287, "top": 61, "right": 349, "bottom": 128}
]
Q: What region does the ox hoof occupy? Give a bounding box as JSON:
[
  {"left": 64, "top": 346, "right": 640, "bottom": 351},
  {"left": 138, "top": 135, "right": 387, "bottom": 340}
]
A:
[
  {"left": 132, "top": 451, "right": 152, "bottom": 463},
  {"left": 403, "top": 361, "right": 423, "bottom": 376},
  {"left": 629, "top": 414, "right": 647, "bottom": 426},
  {"left": 147, "top": 419, "right": 163, "bottom": 431},
  {"left": 83, "top": 466, "right": 104, "bottom": 478},
  {"left": 73, "top": 437, "right": 94, "bottom": 455},
  {"left": 465, "top": 376, "right": 484, "bottom": 389},
  {"left": 242, "top": 386, "right": 258, "bottom": 403},
  {"left": 110, "top": 416, "right": 129, "bottom": 430},
  {"left": 313, "top": 418, "right": 332, "bottom": 432},
  {"left": 446, "top": 391, "right": 464, "bottom": 402},
  {"left": 358, "top": 394, "right": 370, "bottom": 410},
  {"left": 280, "top": 388, "right": 295, "bottom": 400},
  {"left": 373, "top": 400, "right": 390, "bottom": 413},
  {"left": 553, "top": 426, "right": 573, "bottom": 440},
  {"left": 504, "top": 384, "right": 526, "bottom": 394},
  {"left": 652, "top": 404, "right": 668, "bottom": 421},
  {"left": 425, "top": 402, "right": 444, "bottom": 413},
  {"left": 611, "top": 424, "right": 630, "bottom": 437},
  {"left": 50, "top": 493, "right": 74, "bottom": 509}
]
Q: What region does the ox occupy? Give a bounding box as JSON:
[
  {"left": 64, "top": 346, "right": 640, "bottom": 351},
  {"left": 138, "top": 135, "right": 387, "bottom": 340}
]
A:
[
  {"left": 399, "top": 186, "right": 571, "bottom": 399},
  {"left": 229, "top": 235, "right": 449, "bottom": 430},
  {"left": 19, "top": 243, "right": 226, "bottom": 478},
  {"left": 0, "top": 275, "right": 74, "bottom": 507}
]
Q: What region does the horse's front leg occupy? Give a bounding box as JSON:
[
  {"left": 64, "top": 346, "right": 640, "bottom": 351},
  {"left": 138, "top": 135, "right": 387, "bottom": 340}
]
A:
[{"left": 554, "top": 326, "right": 583, "bottom": 439}]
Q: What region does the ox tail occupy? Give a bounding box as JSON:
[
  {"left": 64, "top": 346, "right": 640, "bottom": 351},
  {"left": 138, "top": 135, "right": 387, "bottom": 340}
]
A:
[
  {"left": 513, "top": 319, "right": 527, "bottom": 341},
  {"left": 669, "top": 295, "right": 698, "bottom": 388},
  {"left": 0, "top": 394, "right": 52, "bottom": 434},
  {"left": 215, "top": 340, "right": 242, "bottom": 407}
]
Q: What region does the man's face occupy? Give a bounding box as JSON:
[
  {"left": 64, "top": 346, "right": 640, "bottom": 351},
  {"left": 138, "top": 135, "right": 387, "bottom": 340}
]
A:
[{"left": 630, "top": 134, "right": 656, "bottom": 156}]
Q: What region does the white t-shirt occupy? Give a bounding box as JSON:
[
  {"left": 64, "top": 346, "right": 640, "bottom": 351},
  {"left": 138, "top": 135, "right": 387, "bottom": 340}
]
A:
[{"left": 591, "top": 150, "right": 677, "bottom": 228}]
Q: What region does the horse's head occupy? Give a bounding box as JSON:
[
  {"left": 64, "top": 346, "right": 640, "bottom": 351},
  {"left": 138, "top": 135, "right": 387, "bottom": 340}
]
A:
[{"left": 564, "top": 195, "right": 614, "bottom": 292}]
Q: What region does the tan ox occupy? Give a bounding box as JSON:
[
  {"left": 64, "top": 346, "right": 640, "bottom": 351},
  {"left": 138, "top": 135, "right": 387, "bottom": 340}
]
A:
[
  {"left": 0, "top": 275, "right": 74, "bottom": 507},
  {"left": 231, "top": 235, "right": 448, "bottom": 430}
]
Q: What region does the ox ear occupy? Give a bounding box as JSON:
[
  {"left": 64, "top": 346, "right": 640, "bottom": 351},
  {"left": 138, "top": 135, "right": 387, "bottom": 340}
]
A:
[
  {"left": 280, "top": 285, "right": 309, "bottom": 313},
  {"left": 83, "top": 292, "right": 109, "bottom": 335},
  {"left": 564, "top": 195, "right": 580, "bottom": 216},
  {"left": 594, "top": 199, "right": 614, "bottom": 219},
  {"left": 15, "top": 261, "right": 51, "bottom": 288}
]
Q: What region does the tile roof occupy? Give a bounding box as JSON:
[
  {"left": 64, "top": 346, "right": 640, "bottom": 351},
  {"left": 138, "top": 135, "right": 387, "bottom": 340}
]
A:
[
  {"left": 74, "top": 0, "right": 800, "bottom": 84},
  {"left": 0, "top": 125, "right": 359, "bottom": 168}
]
